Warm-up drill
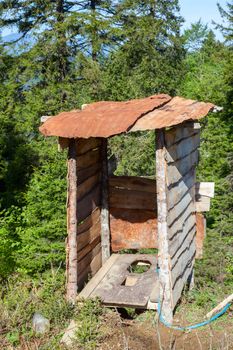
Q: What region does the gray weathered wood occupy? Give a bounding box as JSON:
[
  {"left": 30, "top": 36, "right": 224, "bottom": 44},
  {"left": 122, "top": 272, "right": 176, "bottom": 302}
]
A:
[
  {"left": 66, "top": 139, "right": 78, "bottom": 303},
  {"left": 172, "top": 243, "right": 196, "bottom": 306},
  {"left": 167, "top": 189, "right": 194, "bottom": 227},
  {"left": 167, "top": 169, "right": 195, "bottom": 210},
  {"left": 165, "top": 122, "right": 197, "bottom": 147},
  {"left": 195, "top": 182, "right": 215, "bottom": 198},
  {"left": 91, "top": 254, "right": 158, "bottom": 308},
  {"left": 196, "top": 196, "right": 211, "bottom": 212},
  {"left": 195, "top": 182, "right": 214, "bottom": 212},
  {"left": 156, "top": 129, "right": 174, "bottom": 323},
  {"left": 171, "top": 230, "right": 196, "bottom": 274},
  {"left": 168, "top": 200, "right": 194, "bottom": 240},
  {"left": 169, "top": 214, "right": 196, "bottom": 258},
  {"left": 172, "top": 258, "right": 195, "bottom": 306},
  {"left": 78, "top": 254, "right": 119, "bottom": 299},
  {"left": 166, "top": 150, "right": 199, "bottom": 186},
  {"left": 166, "top": 132, "right": 200, "bottom": 163},
  {"left": 101, "top": 139, "right": 111, "bottom": 263},
  {"left": 165, "top": 124, "right": 197, "bottom": 309}
]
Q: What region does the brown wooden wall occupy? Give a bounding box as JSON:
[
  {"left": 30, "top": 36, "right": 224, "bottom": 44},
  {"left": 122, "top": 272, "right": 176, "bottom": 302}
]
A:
[
  {"left": 109, "top": 176, "right": 158, "bottom": 251},
  {"left": 75, "top": 138, "right": 103, "bottom": 288},
  {"left": 165, "top": 123, "right": 200, "bottom": 307}
]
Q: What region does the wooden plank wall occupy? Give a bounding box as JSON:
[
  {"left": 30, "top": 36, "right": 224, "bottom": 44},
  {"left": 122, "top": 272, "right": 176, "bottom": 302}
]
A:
[
  {"left": 164, "top": 122, "right": 200, "bottom": 307},
  {"left": 75, "top": 138, "right": 103, "bottom": 289},
  {"left": 109, "top": 176, "right": 158, "bottom": 251}
]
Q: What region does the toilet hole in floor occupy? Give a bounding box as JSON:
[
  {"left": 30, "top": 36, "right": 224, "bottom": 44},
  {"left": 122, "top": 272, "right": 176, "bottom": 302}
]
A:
[{"left": 127, "top": 260, "right": 151, "bottom": 274}]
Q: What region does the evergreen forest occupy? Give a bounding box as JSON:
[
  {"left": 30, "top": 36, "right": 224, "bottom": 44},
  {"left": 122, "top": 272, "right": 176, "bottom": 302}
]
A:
[{"left": 0, "top": 0, "right": 232, "bottom": 348}]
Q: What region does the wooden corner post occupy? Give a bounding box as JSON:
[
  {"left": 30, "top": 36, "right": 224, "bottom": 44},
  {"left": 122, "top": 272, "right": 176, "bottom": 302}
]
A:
[
  {"left": 66, "top": 138, "right": 78, "bottom": 303},
  {"left": 156, "top": 129, "right": 174, "bottom": 323},
  {"left": 101, "top": 138, "right": 111, "bottom": 263}
]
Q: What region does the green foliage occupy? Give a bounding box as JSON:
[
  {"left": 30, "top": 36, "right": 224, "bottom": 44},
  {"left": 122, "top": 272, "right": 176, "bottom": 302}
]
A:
[
  {"left": 101, "top": 0, "right": 185, "bottom": 99},
  {"left": 0, "top": 207, "right": 22, "bottom": 280},
  {"left": 74, "top": 298, "right": 104, "bottom": 349},
  {"left": 0, "top": 272, "right": 74, "bottom": 348},
  {"left": 16, "top": 140, "right": 67, "bottom": 274},
  {"left": 109, "top": 131, "right": 155, "bottom": 176},
  {"left": 183, "top": 20, "right": 210, "bottom": 51}
]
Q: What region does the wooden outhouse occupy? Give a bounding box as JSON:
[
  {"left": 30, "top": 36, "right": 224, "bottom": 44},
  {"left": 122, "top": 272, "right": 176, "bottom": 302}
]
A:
[{"left": 40, "top": 94, "right": 215, "bottom": 323}]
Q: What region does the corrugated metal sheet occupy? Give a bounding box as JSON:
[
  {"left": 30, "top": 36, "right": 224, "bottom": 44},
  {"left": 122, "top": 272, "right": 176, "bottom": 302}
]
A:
[
  {"left": 39, "top": 94, "right": 170, "bottom": 138},
  {"left": 130, "top": 97, "right": 214, "bottom": 132},
  {"left": 39, "top": 94, "right": 214, "bottom": 138}
]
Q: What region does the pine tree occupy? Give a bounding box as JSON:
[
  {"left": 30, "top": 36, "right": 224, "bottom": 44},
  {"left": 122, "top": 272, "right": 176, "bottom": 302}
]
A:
[
  {"left": 215, "top": 1, "right": 233, "bottom": 45},
  {"left": 216, "top": 1, "right": 233, "bottom": 118},
  {"left": 102, "top": 0, "right": 185, "bottom": 100}
]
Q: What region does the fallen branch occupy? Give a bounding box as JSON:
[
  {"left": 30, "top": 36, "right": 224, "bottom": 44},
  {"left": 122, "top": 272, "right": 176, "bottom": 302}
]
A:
[{"left": 206, "top": 293, "right": 233, "bottom": 319}]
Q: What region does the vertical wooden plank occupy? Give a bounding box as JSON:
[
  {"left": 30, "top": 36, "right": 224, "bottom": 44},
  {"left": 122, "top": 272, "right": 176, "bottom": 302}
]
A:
[
  {"left": 196, "top": 213, "right": 206, "bottom": 259},
  {"left": 66, "top": 138, "right": 78, "bottom": 303},
  {"left": 156, "top": 129, "right": 173, "bottom": 323},
  {"left": 165, "top": 124, "right": 199, "bottom": 306},
  {"left": 101, "top": 138, "right": 110, "bottom": 263}
]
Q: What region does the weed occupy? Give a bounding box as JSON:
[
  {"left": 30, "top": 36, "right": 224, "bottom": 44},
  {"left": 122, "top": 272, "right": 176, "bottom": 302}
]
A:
[
  {"left": 74, "top": 298, "right": 104, "bottom": 349},
  {"left": 0, "top": 271, "right": 74, "bottom": 348}
]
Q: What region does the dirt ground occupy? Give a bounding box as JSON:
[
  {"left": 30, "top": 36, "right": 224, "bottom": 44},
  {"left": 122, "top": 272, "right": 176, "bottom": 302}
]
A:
[{"left": 98, "top": 310, "right": 233, "bottom": 350}]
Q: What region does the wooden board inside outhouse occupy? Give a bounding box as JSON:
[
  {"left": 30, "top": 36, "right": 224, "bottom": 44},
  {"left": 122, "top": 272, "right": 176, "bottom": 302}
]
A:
[{"left": 79, "top": 254, "right": 159, "bottom": 309}]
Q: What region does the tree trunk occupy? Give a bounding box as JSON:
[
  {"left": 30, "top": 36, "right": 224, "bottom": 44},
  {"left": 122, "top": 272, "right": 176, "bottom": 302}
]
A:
[
  {"left": 90, "top": 0, "right": 98, "bottom": 61},
  {"left": 56, "top": 0, "right": 69, "bottom": 97}
]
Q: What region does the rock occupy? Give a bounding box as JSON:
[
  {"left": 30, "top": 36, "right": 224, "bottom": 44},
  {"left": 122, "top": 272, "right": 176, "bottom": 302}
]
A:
[
  {"left": 32, "top": 313, "right": 50, "bottom": 334},
  {"left": 60, "top": 320, "right": 77, "bottom": 347}
]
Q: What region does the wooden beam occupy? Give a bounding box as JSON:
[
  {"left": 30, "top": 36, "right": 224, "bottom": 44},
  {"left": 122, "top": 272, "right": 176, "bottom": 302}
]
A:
[
  {"left": 196, "top": 196, "right": 211, "bottom": 212},
  {"left": 195, "top": 182, "right": 215, "bottom": 198},
  {"left": 196, "top": 213, "right": 206, "bottom": 259},
  {"left": 101, "top": 139, "right": 110, "bottom": 263},
  {"left": 156, "top": 129, "right": 174, "bottom": 323},
  {"left": 206, "top": 293, "right": 233, "bottom": 319},
  {"left": 66, "top": 139, "right": 78, "bottom": 303}
]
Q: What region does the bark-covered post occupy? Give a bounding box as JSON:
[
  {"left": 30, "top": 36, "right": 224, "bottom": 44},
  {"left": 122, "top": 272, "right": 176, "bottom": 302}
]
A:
[
  {"left": 156, "top": 129, "right": 173, "bottom": 323},
  {"left": 66, "top": 138, "right": 78, "bottom": 303},
  {"left": 101, "top": 138, "right": 110, "bottom": 263}
]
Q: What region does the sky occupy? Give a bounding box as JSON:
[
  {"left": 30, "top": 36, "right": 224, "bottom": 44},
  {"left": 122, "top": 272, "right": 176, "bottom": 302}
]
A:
[
  {"left": 2, "top": 0, "right": 228, "bottom": 39},
  {"left": 180, "top": 0, "right": 228, "bottom": 40}
]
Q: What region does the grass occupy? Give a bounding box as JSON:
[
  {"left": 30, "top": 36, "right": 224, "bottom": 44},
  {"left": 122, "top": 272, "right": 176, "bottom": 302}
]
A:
[
  {"left": 0, "top": 272, "right": 111, "bottom": 349},
  {"left": 0, "top": 227, "right": 232, "bottom": 349}
]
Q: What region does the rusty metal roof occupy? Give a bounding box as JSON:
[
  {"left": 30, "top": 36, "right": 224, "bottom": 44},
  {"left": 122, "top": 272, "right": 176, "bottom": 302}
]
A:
[
  {"left": 130, "top": 97, "right": 214, "bottom": 132},
  {"left": 39, "top": 94, "right": 214, "bottom": 138}
]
